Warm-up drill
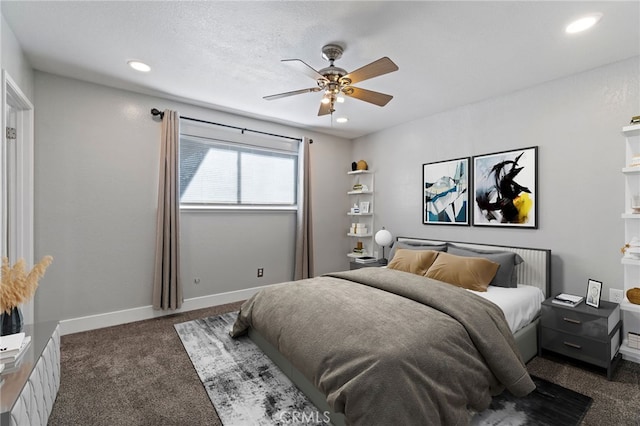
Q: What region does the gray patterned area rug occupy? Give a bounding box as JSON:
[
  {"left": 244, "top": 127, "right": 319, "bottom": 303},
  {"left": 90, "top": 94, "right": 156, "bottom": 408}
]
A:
[
  {"left": 175, "top": 312, "right": 592, "bottom": 426},
  {"left": 470, "top": 375, "right": 592, "bottom": 426},
  {"left": 174, "top": 312, "right": 327, "bottom": 426}
]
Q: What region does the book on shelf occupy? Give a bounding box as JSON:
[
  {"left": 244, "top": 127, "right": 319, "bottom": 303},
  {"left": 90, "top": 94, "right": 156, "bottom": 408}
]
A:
[
  {"left": 355, "top": 256, "right": 378, "bottom": 264},
  {"left": 551, "top": 293, "right": 584, "bottom": 307}
]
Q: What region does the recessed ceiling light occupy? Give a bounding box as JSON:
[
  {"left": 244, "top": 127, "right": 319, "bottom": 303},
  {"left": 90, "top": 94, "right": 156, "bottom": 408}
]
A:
[
  {"left": 565, "top": 13, "right": 602, "bottom": 34},
  {"left": 128, "top": 60, "right": 151, "bottom": 72},
  {"left": 336, "top": 117, "right": 348, "bottom": 123},
  {"left": 336, "top": 96, "right": 345, "bottom": 103}
]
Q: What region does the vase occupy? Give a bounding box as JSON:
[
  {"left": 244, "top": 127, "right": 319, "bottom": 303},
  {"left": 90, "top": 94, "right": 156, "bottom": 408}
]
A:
[{"left": 0, "top": 306, "right": 23, "bottom": 336}]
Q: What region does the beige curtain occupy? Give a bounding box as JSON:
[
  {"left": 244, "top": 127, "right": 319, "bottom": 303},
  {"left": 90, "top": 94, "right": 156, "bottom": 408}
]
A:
[
  {"left": 294, "top": 137, "right": 314, "bottom": 280},
  {"left": 153, "top": 110, "right": 183, "bottom": 310}
]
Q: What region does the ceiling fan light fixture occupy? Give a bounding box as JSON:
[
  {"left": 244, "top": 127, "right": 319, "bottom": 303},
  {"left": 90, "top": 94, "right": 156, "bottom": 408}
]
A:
[
  {"left": 264, "top": 43, "right": 398, "bottom": 117},
  {"left": 565, "top": 13, "right": 602, "bottom": 34}
]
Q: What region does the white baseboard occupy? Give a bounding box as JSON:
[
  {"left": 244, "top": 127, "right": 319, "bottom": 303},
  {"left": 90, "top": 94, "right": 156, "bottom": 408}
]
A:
[{"left": 58, "top": 284, "right": 274, "bottom": 336}]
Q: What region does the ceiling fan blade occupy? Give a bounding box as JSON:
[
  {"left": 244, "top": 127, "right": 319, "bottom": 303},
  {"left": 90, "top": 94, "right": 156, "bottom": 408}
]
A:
[
  {"left": 343, "top": 57, "right": 398, "bottom": 85},
  {"left": 263, "top": 87, "right": 321, "bottom": 101},
  {"left": 342, "top": 86, "right": 393, "bottom": 107},
  {"left": 318, "top": 102, "right": 333, "bottom": 116},
  {"left": 282, "top": 59, "right": 326, "bottom": 81}
]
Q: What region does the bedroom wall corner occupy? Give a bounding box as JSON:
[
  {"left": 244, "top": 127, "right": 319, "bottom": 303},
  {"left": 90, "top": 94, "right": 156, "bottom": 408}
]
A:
[
  {"left": 32, "top": 72, "right": 351, "bottom": 327},
  {"left": 352, "top": 56, "right": 640, "bottom": 299},
  {"left": 1, "top": 12, "right": 34, "bottom": 102}
]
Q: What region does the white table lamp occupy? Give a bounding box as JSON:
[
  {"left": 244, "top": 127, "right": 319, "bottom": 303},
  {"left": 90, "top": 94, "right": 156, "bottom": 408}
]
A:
[{"left": 375, "top": 228, "right": 393, "bottom": 265}]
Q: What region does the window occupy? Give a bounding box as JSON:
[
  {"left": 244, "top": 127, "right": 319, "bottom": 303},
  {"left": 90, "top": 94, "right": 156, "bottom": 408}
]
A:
[{"left": 179, "top": 131, "right": 298, "bottom": 208}]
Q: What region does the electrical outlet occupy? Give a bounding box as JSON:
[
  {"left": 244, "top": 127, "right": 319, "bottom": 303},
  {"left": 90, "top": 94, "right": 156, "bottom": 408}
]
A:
[
  {"left": 257, "top": 268, "right": 264, "bottom": 278},
  {"left": 610, "top": 289, "right": 623, "bottom": 303}
]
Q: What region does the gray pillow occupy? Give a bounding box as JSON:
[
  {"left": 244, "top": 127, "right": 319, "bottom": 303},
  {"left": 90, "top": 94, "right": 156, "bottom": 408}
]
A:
[
  {"left": 388, "top": 241, "right": 447, "bottom": 262},
  {"left": 446, "top": 245, "right": 524, "bottom": 288}
]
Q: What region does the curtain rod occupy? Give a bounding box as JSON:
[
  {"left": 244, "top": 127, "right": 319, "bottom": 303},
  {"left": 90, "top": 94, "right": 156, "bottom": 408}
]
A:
[{"left": 150, "top": 108, "right": 308, "bottom": 143}]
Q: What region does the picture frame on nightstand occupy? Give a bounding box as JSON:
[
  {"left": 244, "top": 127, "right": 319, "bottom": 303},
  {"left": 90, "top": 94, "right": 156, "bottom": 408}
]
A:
[{"left": 586, "top": 279, "right": 602, "bottom": 308}]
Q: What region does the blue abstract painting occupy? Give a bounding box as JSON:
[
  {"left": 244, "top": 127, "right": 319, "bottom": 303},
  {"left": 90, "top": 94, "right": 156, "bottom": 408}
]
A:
[{"left": 423, "top": 157, "right": 470, "bottom": 225}]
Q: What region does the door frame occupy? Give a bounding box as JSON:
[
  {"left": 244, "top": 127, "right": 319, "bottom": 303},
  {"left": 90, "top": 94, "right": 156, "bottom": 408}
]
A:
[{"left": 2, "top": 70, "right": 35, "bottom": 324}]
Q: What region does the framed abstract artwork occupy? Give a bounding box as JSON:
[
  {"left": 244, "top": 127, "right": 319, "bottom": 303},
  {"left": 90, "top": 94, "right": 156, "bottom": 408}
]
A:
[
  {"left": 423, "top": 157, "right": 470, "bottom": 225},
  {"left": 473, "top": 146, "right": 538, "bottom": 228}
]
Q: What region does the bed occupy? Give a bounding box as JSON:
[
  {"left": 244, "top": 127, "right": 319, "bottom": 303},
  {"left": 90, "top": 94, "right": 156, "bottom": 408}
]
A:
[{"left": 231, "top": 238, "right": 551, "bottom": 426}]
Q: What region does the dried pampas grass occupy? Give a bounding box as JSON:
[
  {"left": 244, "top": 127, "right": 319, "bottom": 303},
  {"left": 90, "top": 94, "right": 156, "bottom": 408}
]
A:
[{"left": 1, "top": 256, "right": 53, "bottom": 313}]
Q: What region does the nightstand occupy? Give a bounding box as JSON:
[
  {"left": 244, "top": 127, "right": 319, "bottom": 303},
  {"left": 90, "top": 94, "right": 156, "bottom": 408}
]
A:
[
  {"left": 349, "top": 260, "right": 386, "bottom": 270},
  {"left": 539, "top": 297, "right": 622, "bottom": 380}
]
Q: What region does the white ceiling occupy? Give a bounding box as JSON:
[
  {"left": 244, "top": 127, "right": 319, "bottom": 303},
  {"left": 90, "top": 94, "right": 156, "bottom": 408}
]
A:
[{"left": 2, "top": 1, "right": 639, "bottom": 139}]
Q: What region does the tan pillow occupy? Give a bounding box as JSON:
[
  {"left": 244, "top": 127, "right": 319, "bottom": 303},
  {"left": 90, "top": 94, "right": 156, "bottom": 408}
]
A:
[
  {"left": 424, "top": 252, "right": 499, "bottom": 292},
  {"left": 387, "top": 249, "right": 440, "bottom": 276}
]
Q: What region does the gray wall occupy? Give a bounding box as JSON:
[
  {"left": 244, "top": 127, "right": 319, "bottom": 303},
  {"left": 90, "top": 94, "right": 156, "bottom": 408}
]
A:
[
  {"left": 33, "top": 72, "right": 351, "bottom": 323},
  {"left": 1, "top": 12, "right": 34, "bottom": 101},
  {"left": 354, "top": 56, "right": 640, "bottom": 299}
]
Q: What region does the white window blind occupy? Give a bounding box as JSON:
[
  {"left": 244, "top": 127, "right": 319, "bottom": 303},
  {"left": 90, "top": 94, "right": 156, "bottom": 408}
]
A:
[{"left": 179, "top": 126, "right": 298, "bottom": 207}]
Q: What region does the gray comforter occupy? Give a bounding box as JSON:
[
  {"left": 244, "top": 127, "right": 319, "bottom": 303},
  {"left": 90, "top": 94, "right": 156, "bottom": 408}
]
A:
[{"left": 231, "top": 267, "right": 535, "bottom": 425}]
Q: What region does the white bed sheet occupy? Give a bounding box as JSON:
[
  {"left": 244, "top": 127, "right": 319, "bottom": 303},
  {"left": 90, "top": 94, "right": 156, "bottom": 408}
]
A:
[{"left": 467, "top": 285, "right": 545, "bottom": 333}]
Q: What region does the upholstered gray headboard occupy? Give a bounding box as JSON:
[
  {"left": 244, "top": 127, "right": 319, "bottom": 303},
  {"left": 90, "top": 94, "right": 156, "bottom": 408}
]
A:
[{"left": 395, "top": 237, "right": 551, "bottom": 297}]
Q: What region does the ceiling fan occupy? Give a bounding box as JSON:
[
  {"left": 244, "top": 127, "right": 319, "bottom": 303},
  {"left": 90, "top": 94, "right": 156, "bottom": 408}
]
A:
[{"left": 263, "top": 44, "right": 399, "bottom": 116}]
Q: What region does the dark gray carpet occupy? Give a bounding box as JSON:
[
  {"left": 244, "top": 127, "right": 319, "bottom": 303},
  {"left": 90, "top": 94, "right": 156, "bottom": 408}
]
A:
[
  {"left": 48, "top": 302, "right": 244, "bottom": 426},
  {"left": 48, "top": 303, "right": 640, "bottom": 426},
  {"left": 176, "top": 312, "right": 593, "bottom": 426}
]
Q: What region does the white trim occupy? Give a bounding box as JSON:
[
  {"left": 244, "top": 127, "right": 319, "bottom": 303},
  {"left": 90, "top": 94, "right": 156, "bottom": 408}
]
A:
[
  {"left": 1, "top": 82, "right": 6, "bottom": 258},
  {"left": 180, "top": 204, "right": 297, "bottom": 212},
  {"left": 58, "top": 284, "right": 276, "bottom": 336},
  {"left": 2, "top": 70, "right": 35, "bottom": 324}
]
